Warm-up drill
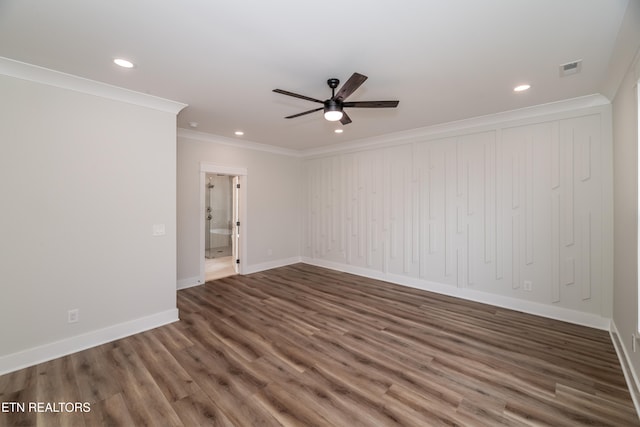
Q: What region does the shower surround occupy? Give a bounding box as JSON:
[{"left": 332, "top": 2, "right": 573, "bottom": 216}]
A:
[{"left": 205, "top": 174, "right": 233, "bottom": 258}]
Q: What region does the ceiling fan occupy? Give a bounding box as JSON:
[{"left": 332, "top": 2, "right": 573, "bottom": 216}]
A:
[{"left": 273, "top": 72, "right": 399, "bottom": 125}]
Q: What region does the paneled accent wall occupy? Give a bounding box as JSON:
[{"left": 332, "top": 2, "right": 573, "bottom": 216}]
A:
[{"left": 303, "top": 111, "right": 609, "bottom": 317}]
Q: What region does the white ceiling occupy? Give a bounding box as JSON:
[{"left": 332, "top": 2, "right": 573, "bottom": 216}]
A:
[{"left": 0, "top": 0, "right": 631, "bottom": 151}]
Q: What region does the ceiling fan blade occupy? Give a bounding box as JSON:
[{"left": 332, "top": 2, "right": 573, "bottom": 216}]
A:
[
  {"left": 343, "top": 100, "right": 399, "bottom": 108},
  {"left": 340, "top": 111, "right": 352, "bottom": 125},
  {"left": 273, "top": 89, "right": 324, "bottom": 104},
  {"left": 333, "top": 72, "right": 368, "bottom": 101},
  {"left": 285, "top": 107, "right": 323, "bottom": 119}
]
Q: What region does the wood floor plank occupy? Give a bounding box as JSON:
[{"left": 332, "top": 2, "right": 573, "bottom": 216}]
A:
[
  {"left": 0, "top": 386, "right": 38, "bottom": 427},
  {"left": 0, "top": 263, "right": 637, "bottom": 426},
  {"left": 71, "top": 345, "right": 121, "bottom": 404},
  {"left": 106, "top": 341, "right": 183, "bottom": 426},
  {"left": 149, "top": 322, "right": 194, "bottom": 353},
  {"left": 0, "top": 365, "right": 37, "bottom": 397},
  {"left": 173, "top": 344, "right": 280, "bottom": 426},
  {"left": 249, "top": 356, "right": 372, "bottom": 427},
  {"left": 128, "top": 331, "right": 200, "bottom": 403},
  {"left": 384, "top": 383, "right": 462, "bottom": 426},
  {"left": 81, "top": 392, "right": 136, "bottom": 427},
  {"left": 308, "top": 360, "right": 448, "bottom": 426},
  {"left": 171, "top": 384, "right": 235, "bottom": 427},
  {"left": 254, "top": 382, "right": 336, "bottom": 427},
  {"left": 35, "top": 356, "right": 86, "bottom": 427},
  {"left": 554, "top": 382, "right": 640, "bottom": 426}
]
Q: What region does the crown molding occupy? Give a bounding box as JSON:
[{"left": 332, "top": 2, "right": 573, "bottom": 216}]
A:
[
  {"left": 178, "top": 94, "right": 610, "bottom": 159},
  {"left": 0, "top": 56, "right": 187, "bottom": 114},
  {"left": 302, "top": 94, "right": 610, "bottom": 158},
  {"left": 177, "top": 128, "right": 302, "bottom": 157},
  {"left": 178, "top": 94, "right": 610, "bottom": 160}
]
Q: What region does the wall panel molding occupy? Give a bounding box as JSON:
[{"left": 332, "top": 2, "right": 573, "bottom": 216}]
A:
[{"left": 302, "top": 105, "right": 612, "bottom": 320}]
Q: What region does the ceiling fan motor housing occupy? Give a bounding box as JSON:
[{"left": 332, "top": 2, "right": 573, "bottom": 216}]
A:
[
  {"left": 323, "top": 99, "right": 343, "bottom": 121},
  {"left": 324, "top": 99, "right": 341, "bottom": 112},
  {"left": 327, "top": 78, "right": 340, "bottom": 89}
]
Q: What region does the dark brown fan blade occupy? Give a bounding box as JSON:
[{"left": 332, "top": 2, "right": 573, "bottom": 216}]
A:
[
  {"left": 285, "top": 107, "right": 324, "bottom": 119},
  {"left": 340, "top": 111, "right": 352, "bottom": 125},
  {"left": 333, "top": 73, "right": 368, "bottom": 101},
  {"left": 273, "top": 89, "right": 324, "bottom": 104},
  {"left": 343, "top": 100, "right": 399, "bottom": 108}
]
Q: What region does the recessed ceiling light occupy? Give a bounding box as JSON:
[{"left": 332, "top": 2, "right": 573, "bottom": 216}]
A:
[
  {"left": 113, "top": 58, "right": 134, "bottom": 68},
  {"left": 188, "top": 122, "right": 198, "bottom": 128},
  {"left": 334, "top": 129, "right": 343, "bottom": 134},
  {"left": 234, "top": 131, "right": 244, "bottom": 136},
  {"left": 513, "top": 84, "right": 531, "bottom": 92}
]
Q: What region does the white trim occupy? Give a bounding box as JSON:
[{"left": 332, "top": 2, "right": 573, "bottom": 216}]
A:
[
  {"left": 301, "top": 257, "right": 611, "bottom": 330},
  {"left": 601, "top": 104, "right": 615, "bottom": 319},
  {"left": 303, "top": 94, "right": 610, "bottom": 158},
  {"left": 243, "top": 257, "right": 302, "bottom": 275},
  {"left": 0, "top": 56, "right": 187, "bottom": 114},
  {"left": 178, "top": 95, "right": 610, "bottom": 160},
  {"left": 637, "top": 77, "right": 640, "bottom": 333},
  {"left": 199, "top": 162, "right": 247, "bottom": 176},
  {"left": 610, "top": 321, "right": 640, "bottom": 418},
  {"left": 177, "top": 276, "right": 204, "bottom": 290},
  {"left": 178, "top": 128, "right": 301, "bottom": 157},
  {"left": 0, "top": 309, "right": 179, "bottom": 376},
  {"left": 199, "top": 163, "right": 248, "bottom": 284}
]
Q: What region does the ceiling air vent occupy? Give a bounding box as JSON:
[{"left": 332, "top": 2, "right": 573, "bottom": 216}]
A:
[{"left": 559, "top": 60, "right": 582, "bottom": 77}]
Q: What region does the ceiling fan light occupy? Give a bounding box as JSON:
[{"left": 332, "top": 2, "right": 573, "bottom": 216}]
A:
[
  {"left": 324, "top": 101, "right": 343, "bottom": 121},
  {"left": 324, "top": 110, "right": 343, "bottom": 121}
]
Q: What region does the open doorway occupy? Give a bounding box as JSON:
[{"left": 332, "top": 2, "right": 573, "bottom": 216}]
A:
[
  {"left": 204, "top": 173, "right": 235, "bottom": 281},
  {"left": 199, "top": 163, "right": 247, "bottom": 284}
]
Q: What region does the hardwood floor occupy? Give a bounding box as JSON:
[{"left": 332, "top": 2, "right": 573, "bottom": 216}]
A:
[
  {"left": 1, "top": 263, "right": 637, "bottom": 426},
  {"left": 205, "top": 256, "right": 236, "bottom": 282}
]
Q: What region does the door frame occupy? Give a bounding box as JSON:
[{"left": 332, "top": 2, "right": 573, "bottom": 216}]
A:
[{"left": 199, "top": 162, "right": 247, "bottom": 283}]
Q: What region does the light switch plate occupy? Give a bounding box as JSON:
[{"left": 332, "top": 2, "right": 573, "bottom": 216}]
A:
[{"left": 152, "top": 224, "right": 166, "bottom": 236}]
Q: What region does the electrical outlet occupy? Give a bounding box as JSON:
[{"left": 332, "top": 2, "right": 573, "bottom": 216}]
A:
[
  {"left": 68, "top": 309, "right": 79, "bottom": 324},
  {"left": 523, "top": 281, "right": 533, "bottom": 292}
]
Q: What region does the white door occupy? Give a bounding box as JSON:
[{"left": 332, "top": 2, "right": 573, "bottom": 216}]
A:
[{"left": 232, "top": 176, "right": 240, "bottom": 273}]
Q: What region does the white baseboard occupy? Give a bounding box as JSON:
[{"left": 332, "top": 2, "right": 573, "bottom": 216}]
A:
[
  {"left": 610, "top": 321, "right": 640, "bottom": 418},
  {"left": 0, "top": 308, "right": 179, "bottom": 376},
  {"left": 301, "top": 257, "right": 610, "bottom": 330},
  {"left": 244, "top": 256, "right": 302, "bottom": 274},
  {"left": 176, "top": 257, "right": 301, "bottom": 290},
  {"left": 177, "top": 276, "right": 204, "bottom": 290}
]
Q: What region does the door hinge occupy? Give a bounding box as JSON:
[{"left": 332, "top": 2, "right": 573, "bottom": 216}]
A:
[
  {"left": 236, "top": 183, "right": 240, "bottom": 189},
  {"left": 236, "top": 259, "right": 240, "bottom": 264},
  {"left": 236, "top": 221, "right": 240, "bottom": 227}
]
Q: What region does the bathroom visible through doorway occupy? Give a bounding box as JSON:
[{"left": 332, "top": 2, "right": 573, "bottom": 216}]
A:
[{"left": 199, "top": 162, "right": 247, "bottom": 284}]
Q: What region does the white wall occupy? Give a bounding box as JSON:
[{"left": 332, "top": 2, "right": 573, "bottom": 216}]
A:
[
  {"left": 177, "top": 131, "right": 301, "bottom": 287},
  {"left": 0, "top": 62, "right": 185, "bottom": 374},
  {"left": 612, "top": 48, "right": 640, "bottom": 402},
  {"left": 302, "top": 100, "right": 614, "bottom": 328}
]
